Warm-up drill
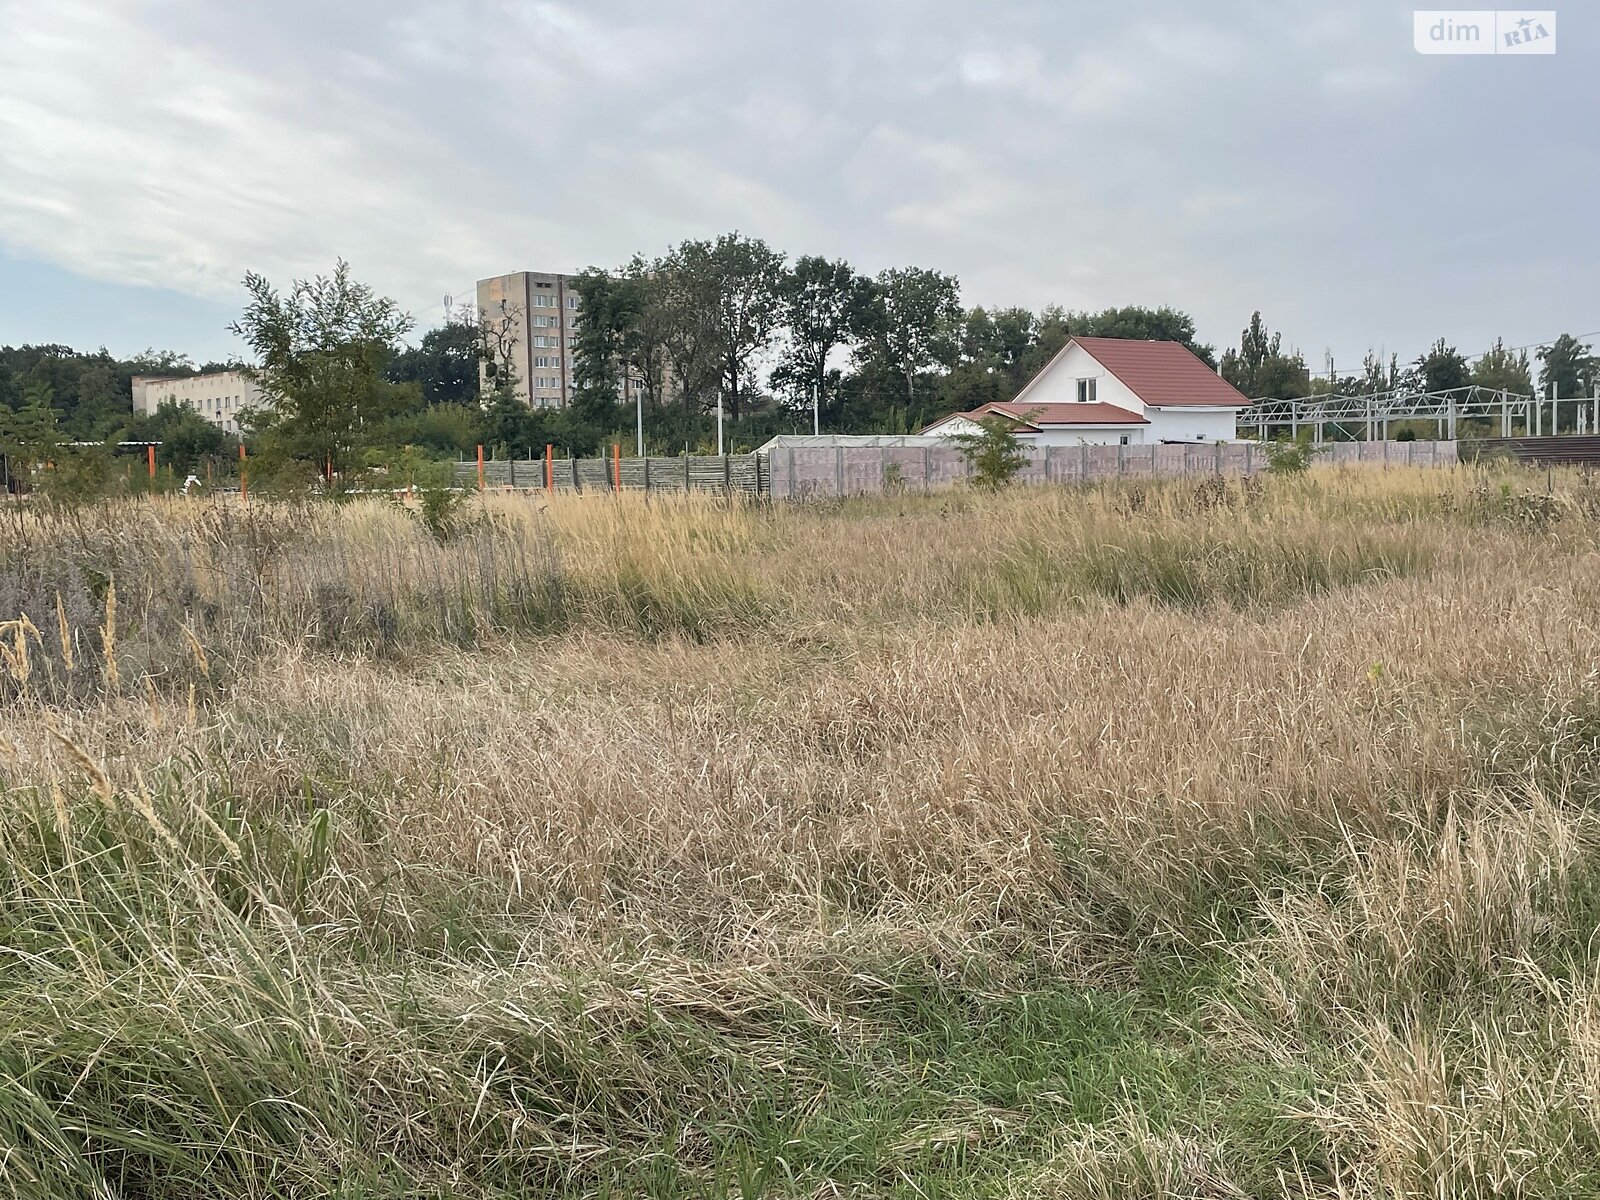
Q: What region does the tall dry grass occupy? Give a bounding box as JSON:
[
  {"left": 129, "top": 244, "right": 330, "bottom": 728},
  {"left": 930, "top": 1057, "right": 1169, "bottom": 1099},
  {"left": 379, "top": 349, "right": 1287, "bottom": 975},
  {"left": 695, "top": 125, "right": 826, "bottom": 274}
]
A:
[{"left": 3, "top": 465, "right": 1600, "bottom": 1197}]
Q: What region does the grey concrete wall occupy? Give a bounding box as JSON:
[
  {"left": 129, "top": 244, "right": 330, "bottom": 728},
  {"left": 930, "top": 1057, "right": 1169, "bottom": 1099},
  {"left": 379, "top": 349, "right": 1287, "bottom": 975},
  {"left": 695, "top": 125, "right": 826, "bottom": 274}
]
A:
[{"left": 766, "top": 440, "right": 1459, "bottom": 499}]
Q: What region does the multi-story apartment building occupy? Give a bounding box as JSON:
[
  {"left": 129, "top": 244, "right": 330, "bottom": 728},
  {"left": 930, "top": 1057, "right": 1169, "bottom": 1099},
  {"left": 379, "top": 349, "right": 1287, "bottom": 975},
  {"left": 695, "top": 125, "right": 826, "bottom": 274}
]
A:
[
  {"left": 130, "top": 369, "right": 265, "bottom": 435},
  {"left": 475, "top": 270, "right": 648, "bottom": 409}
]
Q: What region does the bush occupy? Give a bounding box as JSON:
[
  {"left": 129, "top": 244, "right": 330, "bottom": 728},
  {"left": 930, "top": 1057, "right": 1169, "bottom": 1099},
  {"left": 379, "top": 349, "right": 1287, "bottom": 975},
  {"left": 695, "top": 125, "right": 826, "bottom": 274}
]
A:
[
  {"left": 1264, "top": 434, "right": 1324, "bottom": 475},
  {"left": 951, "top": 412, "right": 1032, "bottom": 490}
]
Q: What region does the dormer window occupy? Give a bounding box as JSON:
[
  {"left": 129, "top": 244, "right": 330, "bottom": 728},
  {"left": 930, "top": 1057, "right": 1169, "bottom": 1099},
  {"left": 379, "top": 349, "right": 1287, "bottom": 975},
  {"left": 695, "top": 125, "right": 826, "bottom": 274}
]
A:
[{"left": 1076, "top": 378, "right": 1097, "bottom": 403}]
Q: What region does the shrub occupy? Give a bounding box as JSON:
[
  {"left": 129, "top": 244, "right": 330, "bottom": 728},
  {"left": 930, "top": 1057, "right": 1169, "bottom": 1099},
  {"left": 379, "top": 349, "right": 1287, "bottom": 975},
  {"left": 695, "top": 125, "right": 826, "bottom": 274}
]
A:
[{"left": 950, "top": 412, "right": 1032, "bottom": 490}]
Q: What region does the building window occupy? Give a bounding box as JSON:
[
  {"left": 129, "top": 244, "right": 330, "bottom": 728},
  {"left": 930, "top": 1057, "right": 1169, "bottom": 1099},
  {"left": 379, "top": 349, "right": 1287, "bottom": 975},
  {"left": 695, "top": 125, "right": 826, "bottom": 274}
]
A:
[
  {"left": 1077, "top": 378, "right": 1097, "bottom": 403},
  {"left": 1119, "top": 435, "right": 1129, "bottom": 445},
  {"left": 567, "top": 296, "right": 578, "bottom": 309}
]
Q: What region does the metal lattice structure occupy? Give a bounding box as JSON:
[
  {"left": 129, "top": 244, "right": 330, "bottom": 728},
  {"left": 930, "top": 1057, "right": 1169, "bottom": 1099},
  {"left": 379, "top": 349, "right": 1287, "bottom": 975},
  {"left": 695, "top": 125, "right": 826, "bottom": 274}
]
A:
[{"left": 1233, "top": 384, "right": 1585, "bottom": 442}]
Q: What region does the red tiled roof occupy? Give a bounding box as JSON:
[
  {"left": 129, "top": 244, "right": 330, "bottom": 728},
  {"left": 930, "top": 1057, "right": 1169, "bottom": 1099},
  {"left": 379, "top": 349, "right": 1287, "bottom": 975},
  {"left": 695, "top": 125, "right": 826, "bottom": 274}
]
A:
[
  {"left": 922, "top": 400, "right": 1147, "bottom": 434},
  {"left": 982, "top": 401, "right": 1148, "bottom": 427},
  {"left": 1064, "top": 337, "right": 1250, "bottom": 408}
]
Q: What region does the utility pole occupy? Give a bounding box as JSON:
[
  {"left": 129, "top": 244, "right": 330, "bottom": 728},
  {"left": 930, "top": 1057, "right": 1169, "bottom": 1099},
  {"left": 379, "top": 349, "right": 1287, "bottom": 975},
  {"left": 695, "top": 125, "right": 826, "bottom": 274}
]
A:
[
  {"left": 812, "top": 379, "right": 820, "bottom": 436},
  {"left": 635, "top": 385, "right": 644, "bottom": 458},
  {"left": 716, "top": 393, "right": 725, "bottom": 457}
]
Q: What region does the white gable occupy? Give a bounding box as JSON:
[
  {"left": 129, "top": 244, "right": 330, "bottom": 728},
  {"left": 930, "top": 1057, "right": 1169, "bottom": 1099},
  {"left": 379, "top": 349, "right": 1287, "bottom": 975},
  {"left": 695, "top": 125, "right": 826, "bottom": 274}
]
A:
[{"left": 1014, "top": 341, "right": 1148, "bottom": 415}]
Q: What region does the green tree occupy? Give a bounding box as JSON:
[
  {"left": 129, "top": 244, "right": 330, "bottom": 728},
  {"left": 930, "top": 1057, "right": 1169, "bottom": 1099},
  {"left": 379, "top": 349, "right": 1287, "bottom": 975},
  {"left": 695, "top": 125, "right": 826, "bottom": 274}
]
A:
[
  {"left": 1472, "top": 338, "right": 1534, "bottom": 397},
  {"left": 769, "top": 255, "right": 869, "bottom": 421},
  {"left": 0, "top": 382, "right": 60, "bottom": 490},
  {"left": 656, "top": 246, "right": 724, "bottom": 434},
  {"left": 149, "top": 399, "right": 226, "bottom": 473},
  {"left": 855, "top": 267, "right": 962, "bottom": 412},
  {"left": 387, "top": 321, "right": 480, "bottom": 406},
  {"left": 686, "top": 233, "right": 787, "bottom": 422},
  {"left": 949, "top": 410, "right": 1031, "bottom": 490},
  {"left": 569, "top": 266, "right": 629, "bottom": 413},
  {"left": 1220, "top": 312, "right": 1311, "bottom": 399},
  {"left": 1537, "top": 334, "right": 1597, "bottom": 400},
  {"left": 230, "top": 261, "right": 414, "bottom": 485},
  {"left": 1415, "top": 338, "right": 1471, "bottom": 393},
  {"left": 1076, "top": 305, "right": 1216, "bottom": 366}
]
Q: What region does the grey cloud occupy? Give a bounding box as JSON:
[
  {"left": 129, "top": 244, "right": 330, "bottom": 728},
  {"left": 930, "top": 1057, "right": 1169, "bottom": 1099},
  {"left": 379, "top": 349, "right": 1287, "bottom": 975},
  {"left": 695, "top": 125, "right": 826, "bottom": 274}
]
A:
[{"left": 0, "top": 0, "right": 1594, "bottom": 367}]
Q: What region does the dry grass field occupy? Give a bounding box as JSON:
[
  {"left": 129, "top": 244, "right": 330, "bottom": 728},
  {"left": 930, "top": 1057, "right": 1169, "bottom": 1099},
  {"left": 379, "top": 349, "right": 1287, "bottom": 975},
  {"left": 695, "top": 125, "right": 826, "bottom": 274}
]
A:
[{"left": 4, "top": 466, "right": 1600, "bottom": 1198}]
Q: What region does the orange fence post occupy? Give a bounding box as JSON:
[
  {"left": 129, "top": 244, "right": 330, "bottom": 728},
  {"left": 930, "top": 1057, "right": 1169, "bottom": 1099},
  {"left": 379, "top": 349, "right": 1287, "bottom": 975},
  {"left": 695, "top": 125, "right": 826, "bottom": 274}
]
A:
[
  {"left": 613, "top": 443, "right": 621, "bottom": 491},
  {"left": 238, "top": 444, "right": 248, "bottom": 505},
  {"left": 476, "top": 443, "right": 485, "bottom": 491},
  {"left": 545, "top": 444, "right": 554, "bottom": 494},
  {"left": 147, "top": 445, "right": 156, "bottom": 479}
]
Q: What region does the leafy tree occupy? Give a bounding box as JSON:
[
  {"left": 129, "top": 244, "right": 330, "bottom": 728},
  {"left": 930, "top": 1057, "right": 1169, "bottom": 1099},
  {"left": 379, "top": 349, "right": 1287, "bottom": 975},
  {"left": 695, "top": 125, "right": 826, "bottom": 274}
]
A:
[
  {"left": 855, "top": 267, "right": 962, "bottom": 412},
  {"left": 683, "top": 233, "right": 786, "bottom": 422},
  {"left": 1537, "top": 334, "right": 1597, "bottom": 400},
  {"left": 148, "top": 398, "right": 226, "bottom": 473},
  {"left": 1472, "top": 339, "right": 1534, "bottom": 397},
  {"left": 614, "top": 255, "right": 672, "bottom": 407},
  {"left": 387, "top": 321, "right": 480, "bottom": 406},
  {"left": 0, "top": 383, "right": 59, "bottom": 487},
  {"left": 656, "top": 245, "right": 725, "bottom": 430},
  {"left": 230, "top": 260, "right": 414, "bottom": 485},
  {"left": 950, "top": 410, "right": 1031, "bottom": 490},
  {"left": 1220, "top": 312, "right": 1311, "bottom": 399},
  {"left": 1415, "top": 338, "right": 1471, "bottom": 393},
  {"left": 381, "top": 402, "right": 484, "bottom": 456},
  {"left": 1076, "top": 305, "right": 1216, "bottom": 366},
  {"left": 769, "top": 255, "right": 869, "bottom": 420},
  {"left": 569, "top": 267, "right": 630, "bottom": 412}
]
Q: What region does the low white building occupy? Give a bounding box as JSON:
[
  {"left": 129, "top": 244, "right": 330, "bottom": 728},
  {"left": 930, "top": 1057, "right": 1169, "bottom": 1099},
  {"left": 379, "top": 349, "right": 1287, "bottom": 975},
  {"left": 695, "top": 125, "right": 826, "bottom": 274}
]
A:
[
  {"left": 923, "top": 336, "right": 1248, "bottom": 446},
  {"left": 924, "top": 401, "right": 1150, "bottom": 447},
  {"left": 131, "top": 369, "right": 265, "bottom": 435}
]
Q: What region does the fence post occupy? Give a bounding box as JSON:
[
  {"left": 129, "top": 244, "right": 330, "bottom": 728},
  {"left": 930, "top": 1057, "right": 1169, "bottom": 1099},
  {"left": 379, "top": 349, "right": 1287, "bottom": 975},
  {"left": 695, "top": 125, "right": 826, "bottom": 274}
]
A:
[
  {"left": 923, "top": 445, "right": 932, "bottom": 493},
  {"left": 1081, "top": 444, "right": 1089, "bottom": 482},
  {"left": 723, "top": 453, "right": 731, "bottom": 493},
  {"left": 643, "top": 456, "right": 651, "bottom": 493},
  {"left": 1118, "top": 444, "right": 1126, "bottom": 478},
  {"left": 476, "top": 444, "right": 485, "bottom": 491},
  {"left": 1245, "top": 443, "right": 1254, "bottom": 475},
  {"left": 787, "top": 447, "right": 796, "bottom": 500},
  {"left": 1214, "top": 441, "right": 1223, "bottom": 475},
  {"left": 238, "top": 444, "right": 248, "bottom": 505},
  {"left": 684, "top": 452, "right": 691, "bottom": 492},
  {"left": 613, "top": 444, "right": 621, "bottom": 491},
  {"left": 572, "top": 456, "right": 580, "bottom": 493},
  {"left": 545, "top": 444, "right": 554, "bottom": 494},
  {"left": 147, "top": 445, "right": 156, "bottom": 479},
  {"left": 835, "top": 446, "right": 845, "bottom": 496}
]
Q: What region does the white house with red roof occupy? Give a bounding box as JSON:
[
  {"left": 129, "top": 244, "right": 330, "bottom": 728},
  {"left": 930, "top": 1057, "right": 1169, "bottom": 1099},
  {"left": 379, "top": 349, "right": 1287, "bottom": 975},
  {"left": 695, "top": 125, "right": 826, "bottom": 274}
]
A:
[{"left": 923, "top": 336, "right": 1250, "bottom": 446}]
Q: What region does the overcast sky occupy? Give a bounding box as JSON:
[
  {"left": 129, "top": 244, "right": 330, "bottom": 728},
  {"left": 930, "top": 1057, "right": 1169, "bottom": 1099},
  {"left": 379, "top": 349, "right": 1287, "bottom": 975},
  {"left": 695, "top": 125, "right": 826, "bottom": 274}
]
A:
[{"left": 0, "top": 1, "right": 1592, "bottom": 372}]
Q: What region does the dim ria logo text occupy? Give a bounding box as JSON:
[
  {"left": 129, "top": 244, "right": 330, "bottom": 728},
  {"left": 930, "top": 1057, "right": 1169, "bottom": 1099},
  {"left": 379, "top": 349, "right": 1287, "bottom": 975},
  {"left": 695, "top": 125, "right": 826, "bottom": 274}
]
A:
[{"left": 1414, "top": 10, "right": 1556, "bottom": 53}]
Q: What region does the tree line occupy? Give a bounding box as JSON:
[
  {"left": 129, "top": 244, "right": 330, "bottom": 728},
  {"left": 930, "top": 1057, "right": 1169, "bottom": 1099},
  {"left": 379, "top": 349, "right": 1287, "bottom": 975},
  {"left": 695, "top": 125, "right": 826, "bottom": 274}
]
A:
[{"left": 3, "top": 237, "right": 1597, "bottom": 492}]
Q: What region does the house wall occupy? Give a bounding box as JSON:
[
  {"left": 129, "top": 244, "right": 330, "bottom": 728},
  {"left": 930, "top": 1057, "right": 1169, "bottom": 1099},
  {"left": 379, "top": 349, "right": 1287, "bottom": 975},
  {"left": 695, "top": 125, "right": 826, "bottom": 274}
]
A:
[
  {"left": 926, "top": 411, "right": 1145, "bottom": 446},
  {"left": 1030, "top": 426, "right": 1145, "bottom": 447},
  {"left": 1141, "top": 407, "right": 1238, "bottom": 443}
]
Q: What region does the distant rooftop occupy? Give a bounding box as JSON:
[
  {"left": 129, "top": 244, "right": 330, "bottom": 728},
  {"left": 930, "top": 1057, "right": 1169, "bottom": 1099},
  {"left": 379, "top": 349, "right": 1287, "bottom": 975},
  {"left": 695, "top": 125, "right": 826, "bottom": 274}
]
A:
[{"left": 755, "top": 434, "right": 949, "bottom": 454}]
